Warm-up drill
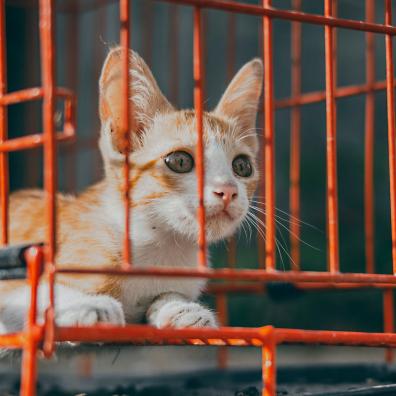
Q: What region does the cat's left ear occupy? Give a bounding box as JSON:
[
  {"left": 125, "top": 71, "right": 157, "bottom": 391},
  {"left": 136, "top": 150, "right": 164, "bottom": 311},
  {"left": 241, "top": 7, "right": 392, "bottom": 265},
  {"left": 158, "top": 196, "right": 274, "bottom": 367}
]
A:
[
  {"left": 99, "top": 47, "right": 173, "bottom": 154},
  {"left": 213, "top": 58, "right": 263, "bottom": 137}
]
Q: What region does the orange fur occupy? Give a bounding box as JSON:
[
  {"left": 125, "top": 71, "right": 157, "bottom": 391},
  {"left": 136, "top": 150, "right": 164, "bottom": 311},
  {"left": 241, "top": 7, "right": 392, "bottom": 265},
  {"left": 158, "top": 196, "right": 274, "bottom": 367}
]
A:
[{"left": 0, "top": 47, "right": 263, "bottom": 329}]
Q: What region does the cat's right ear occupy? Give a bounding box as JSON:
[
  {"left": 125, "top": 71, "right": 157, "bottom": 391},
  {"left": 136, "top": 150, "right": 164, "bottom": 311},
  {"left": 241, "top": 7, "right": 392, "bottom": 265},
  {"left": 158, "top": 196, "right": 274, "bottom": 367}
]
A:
[{"left": 99, "top": 47, "right": 173, "bottom": 157}]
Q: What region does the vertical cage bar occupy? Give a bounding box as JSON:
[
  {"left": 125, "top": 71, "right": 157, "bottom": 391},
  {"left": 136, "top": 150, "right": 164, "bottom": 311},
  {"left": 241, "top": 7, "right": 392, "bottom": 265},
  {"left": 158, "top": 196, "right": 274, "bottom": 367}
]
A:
[
  {"left": 257, "top": 158, "right": 265, "bottom": 267},
  {"left": 20, "top": 247, "right": 42, "bottom": 396},
  {"left": 40, "top": 0, "right": 57, "bottom": 267},
  {"left": 91, "top": 6, "right": 107, "bottom": 184},
  {"left": 227, "top": 11, "right": 237, "bottom": 271},
  {"left": 65, "top": 9, "right": 79, "bottom": 193},
  {"left": 227, "top": 237, "right": 237, "bottom": 268},
  {"left": 383, "top": 289, "right": 394, "bottom": 363},
  {"left": 120, "top": 0, "right": 131, "bottom": 267},
  {"left": 289, "top": 0, "right": 302, "bottom": 270},
  {"left": 257, "top": 0, "right": 265, "bottom": 269},
  {"left": 365, "top": 0, "right": 375, "bottom": 273},
  {"left": 262, "top": 0, "right": 276, "bottom": 271},
  {"left": 0, "top": 0, "right": 8, "bottom": 246},
  {"left": 262, "top": 341, "right": 276, "bottom": 396},
  {"left": 385, "top": 0, "right": 396, "bottom": 274},
  {"left": 193, "top": 6, "right": 207, "bottom": 268},
  {"left": 333, "top": 0, "right": 338, "bottom": 87},
  {"left": 216, "top": 293, "right": 228, "bottom": 369},
  {"left": 257, "top": 1, "right": 266, "bottom": 269},
  {"left": 324, "top": 0, "right": 340, "bottom": 273},
  {"left": 39, "top": 0, "right": 56, "bottom": 357},
  {"left": 25, "top": 10, "right": 40, "bottom": 189}
]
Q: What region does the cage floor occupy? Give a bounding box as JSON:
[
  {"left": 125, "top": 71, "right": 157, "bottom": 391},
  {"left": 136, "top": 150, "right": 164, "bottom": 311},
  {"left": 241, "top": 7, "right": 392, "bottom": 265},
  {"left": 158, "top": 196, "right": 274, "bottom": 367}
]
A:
[{"left": 2, "top": 364, "right": 396, "bottom": 395}]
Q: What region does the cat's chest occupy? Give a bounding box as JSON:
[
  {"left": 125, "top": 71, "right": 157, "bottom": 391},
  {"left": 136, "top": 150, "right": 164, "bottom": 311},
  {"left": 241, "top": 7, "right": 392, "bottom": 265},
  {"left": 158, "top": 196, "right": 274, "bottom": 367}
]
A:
[{"left": 118, "top": 243, "right": 206, "bottom": 322}]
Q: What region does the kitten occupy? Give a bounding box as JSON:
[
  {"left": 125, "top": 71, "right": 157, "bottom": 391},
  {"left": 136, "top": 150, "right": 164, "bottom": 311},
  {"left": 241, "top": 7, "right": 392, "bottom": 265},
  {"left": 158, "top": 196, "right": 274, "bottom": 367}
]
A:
[{"left": 0, "top": 48, "right": 262, "bottom": 332}]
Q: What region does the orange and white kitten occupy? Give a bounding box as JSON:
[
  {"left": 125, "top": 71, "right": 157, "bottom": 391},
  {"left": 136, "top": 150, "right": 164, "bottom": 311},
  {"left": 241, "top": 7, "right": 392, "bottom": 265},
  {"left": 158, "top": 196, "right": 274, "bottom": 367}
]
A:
[{"left": 0, "top": 48, "right": 262, "bottom": 332}]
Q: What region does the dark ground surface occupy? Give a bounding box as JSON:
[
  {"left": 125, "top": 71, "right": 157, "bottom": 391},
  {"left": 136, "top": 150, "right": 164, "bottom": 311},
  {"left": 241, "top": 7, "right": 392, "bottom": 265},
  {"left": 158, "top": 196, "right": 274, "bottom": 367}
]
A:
[{"left": 3, "top": 364, "right": 396, "bottom": 396}]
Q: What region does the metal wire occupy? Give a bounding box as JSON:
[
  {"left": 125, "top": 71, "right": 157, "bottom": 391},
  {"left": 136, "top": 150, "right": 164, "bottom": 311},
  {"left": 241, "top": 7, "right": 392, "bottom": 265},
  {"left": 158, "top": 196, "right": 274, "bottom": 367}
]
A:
[{"left": 2, "top": 1, "right": 396, "bottom": 395}]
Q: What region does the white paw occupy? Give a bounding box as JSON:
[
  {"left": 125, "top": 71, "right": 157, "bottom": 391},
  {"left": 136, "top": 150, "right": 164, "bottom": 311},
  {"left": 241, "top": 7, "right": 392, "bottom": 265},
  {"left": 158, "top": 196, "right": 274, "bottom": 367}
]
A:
[
  {"left": 55, "top": 295, "right": 125, "bottom": 327},
  {"left": 152, "top": 301, "right": 217, "bottom": 328}
]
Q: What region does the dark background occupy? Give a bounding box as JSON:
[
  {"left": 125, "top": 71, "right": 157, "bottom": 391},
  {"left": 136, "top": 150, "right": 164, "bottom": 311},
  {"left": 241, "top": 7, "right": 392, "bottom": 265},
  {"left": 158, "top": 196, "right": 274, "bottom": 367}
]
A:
[{"left": 4, "top": 0, "right": 396, "bottom": 333}]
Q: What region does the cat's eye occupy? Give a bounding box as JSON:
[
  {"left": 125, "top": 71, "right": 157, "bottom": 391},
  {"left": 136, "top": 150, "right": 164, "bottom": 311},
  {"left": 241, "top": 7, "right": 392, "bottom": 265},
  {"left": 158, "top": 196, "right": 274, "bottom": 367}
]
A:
[
  {"left": 232, "top": 155, "right": 253, "bottom": 177},
  {"left": 164, "top": 151, "right": 194, "bottom": 173}
]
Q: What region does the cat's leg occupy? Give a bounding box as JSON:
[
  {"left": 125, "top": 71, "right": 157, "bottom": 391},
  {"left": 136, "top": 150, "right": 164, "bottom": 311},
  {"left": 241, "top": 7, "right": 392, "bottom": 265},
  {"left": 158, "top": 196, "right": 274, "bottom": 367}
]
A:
[
  {"left": 146, "top": 292, "right": 217, "bottom": 328},
  {"left": 0, "top": 283, "right": 125, "bottom": 333}
]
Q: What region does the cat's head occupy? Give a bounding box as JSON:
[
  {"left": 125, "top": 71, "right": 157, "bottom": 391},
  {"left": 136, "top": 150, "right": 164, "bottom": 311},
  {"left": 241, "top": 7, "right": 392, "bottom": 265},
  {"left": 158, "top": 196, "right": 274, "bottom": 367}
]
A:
[{"left": 98, "top": 48, "right": 262, "bottom": 243}]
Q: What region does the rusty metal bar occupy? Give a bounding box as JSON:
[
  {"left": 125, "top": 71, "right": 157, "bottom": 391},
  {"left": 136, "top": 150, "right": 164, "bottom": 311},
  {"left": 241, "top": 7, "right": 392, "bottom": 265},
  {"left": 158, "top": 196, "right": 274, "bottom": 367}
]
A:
[
  {"left": 0, "top": 86, "right": 73, "bottom": 105},
  {"left": 276, "top": 79, "right": 396, "bottom": 109},
  {"left": 324, "top": 0, "right": 340, "bottom": 273},
  {"left": 257, "top": 8, "right": 265, "bottom": 270},
  {"left": 364, "top": 0, "right": 376, "bottom": 274},
  {"left": 227, "top": 237, "right": 237, "bottom": 269},
  {"left": 24, "top": 9, "right": 40, "bottom": 189},
  {"left": 333, "top": 0, "right": 338, "bottom": 87},
  {"left": 289, "top": 0, "right": 301, "bottom": 270},
  {"left": 0, "top": 0, "right": 7, "bottom": 246},
  {"left": 20, "top": 247, "right": 42, "bottom": 396},
  {"left": 226, "top": 8, "right": 237, "bottom": 274},
  {"left": 52, "top": 323, "right": 396, "bottom": 349},
  {"left": 39, "top": 0, "right": 57, "bottom": 358},
  {"left": 193, "top": 6, "right": 207, "bottom": 268},
  {"left": 263, "top": 0, "right": 276, "bottom": 271},
  {"left": 257, "top": 152, "right": 265, "bottom": 268},
  {"left": 275, "top": 328, "right": 396, "bottom": 346},
  {"left": 208, "top": 282, "right": 396, "bottom": 294},
  {"left": 55, "top": 266, "right": 396, "bottom": 284},
  {"left": 0, "top": 333, "right": 25, "bottom": 348},
  {"left": 0, "top": 129, "right": 74, "bottom": 153},
  {"left": 55, "top": 324, "right": 274, "bottom": 345},
  {"left": 262, "top": 332, "right": 276, "bottom": 396},
  {"left": 120, "top": 0, "right": 131, "bottom": 268},
  {"left": 156, "top": 0, "right": 396, "bottom": 35},
  {"left": 385, "top": 0, "right": 396, "bottom": 274},
  {"left": 40, "top": 0, "right": 57, "bottom": 266},
  {"left": 64, "top": 9, "right": 79, "bottom": 193}
]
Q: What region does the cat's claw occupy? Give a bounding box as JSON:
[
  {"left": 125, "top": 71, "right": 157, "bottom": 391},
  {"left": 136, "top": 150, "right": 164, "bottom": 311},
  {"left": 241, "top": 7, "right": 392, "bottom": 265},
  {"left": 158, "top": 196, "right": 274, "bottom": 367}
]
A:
[
  {"left": 55, "top": 295, "right": 125, "bottom": 327},
  {"left": 151, "top": 301, "right": 217, "bottom": 328}
]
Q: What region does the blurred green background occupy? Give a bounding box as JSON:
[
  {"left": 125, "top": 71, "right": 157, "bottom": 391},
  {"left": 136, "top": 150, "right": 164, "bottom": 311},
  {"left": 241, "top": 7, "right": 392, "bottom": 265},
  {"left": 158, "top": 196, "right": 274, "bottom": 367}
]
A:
[{"left": 5, "top": 0, "right": 396, "bottom": 333}]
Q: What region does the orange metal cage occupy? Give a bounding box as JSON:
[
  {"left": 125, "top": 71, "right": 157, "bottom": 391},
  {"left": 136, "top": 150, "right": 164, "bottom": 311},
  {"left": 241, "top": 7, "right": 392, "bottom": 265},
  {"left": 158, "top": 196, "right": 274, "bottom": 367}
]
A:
[{"left": 2, "top": 0, "right": 396, "bottom": 395}]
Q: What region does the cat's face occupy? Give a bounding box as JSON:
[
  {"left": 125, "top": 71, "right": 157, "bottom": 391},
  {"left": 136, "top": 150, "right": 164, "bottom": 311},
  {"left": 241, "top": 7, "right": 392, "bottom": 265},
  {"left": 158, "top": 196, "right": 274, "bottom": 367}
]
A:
[{"left": 99, "top": 48, "right": 262, "bottom": 243}]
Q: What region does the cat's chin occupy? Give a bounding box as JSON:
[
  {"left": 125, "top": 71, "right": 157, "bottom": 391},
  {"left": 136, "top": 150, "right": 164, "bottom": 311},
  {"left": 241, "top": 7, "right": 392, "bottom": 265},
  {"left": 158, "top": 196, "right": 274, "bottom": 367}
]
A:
[
  {"left": 171, "top": 218, "right": 238, "bottom": 244},
  {"left": 167, "top": 206, "right": 246, "bottom": 243},
  {"left": 204, "top": 215, "right": 242, "bottom": 243}
]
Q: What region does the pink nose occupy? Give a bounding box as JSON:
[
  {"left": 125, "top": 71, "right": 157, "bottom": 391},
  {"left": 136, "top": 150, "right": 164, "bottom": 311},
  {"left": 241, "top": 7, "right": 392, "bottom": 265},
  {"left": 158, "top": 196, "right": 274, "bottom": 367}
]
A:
[{"left": 212, "top": 184, "right": 238, "bottom": 208}]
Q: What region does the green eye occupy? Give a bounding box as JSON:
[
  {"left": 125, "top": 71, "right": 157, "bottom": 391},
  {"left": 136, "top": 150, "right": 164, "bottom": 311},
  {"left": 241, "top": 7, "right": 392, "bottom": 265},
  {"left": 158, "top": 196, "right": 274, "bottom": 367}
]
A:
[
  {"left": 164, "top": 151, "right": 194, "bottom": 173},
  {"left": 232, "top": 155, "right": 253, "bottom": 177}
]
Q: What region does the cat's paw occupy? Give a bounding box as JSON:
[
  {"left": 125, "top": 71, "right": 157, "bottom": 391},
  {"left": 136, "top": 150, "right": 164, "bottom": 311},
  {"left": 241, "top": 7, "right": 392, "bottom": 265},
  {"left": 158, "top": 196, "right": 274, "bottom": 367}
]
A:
[
  {"left": 151, "top": 301, "right": 217, "bottom": 328},
  {"left": 55, "top": 295, "right": 125, "bottom": 327}
]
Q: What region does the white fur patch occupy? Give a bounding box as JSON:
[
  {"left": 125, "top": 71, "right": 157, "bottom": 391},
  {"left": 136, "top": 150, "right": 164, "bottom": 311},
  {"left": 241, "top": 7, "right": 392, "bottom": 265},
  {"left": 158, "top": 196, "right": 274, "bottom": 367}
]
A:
[{"left": 147, "top": 295, "right": 217, "bottom": 328}]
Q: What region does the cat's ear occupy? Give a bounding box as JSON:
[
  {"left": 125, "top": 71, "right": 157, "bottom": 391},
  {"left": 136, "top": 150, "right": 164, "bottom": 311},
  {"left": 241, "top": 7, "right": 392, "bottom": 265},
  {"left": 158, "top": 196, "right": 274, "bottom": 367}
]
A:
[
  {"left": 213, "top": 59, "right": 263, "bottom": 134},
  {"left": 99, "top": 47, "right": 173, "bottom": 154}
]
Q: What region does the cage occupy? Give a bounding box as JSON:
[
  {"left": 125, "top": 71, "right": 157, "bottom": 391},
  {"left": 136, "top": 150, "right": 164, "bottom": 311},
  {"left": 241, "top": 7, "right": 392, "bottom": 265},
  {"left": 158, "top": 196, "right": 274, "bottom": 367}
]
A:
[{"left": 2, "top": 0, "right": 396, "bottom": 395}]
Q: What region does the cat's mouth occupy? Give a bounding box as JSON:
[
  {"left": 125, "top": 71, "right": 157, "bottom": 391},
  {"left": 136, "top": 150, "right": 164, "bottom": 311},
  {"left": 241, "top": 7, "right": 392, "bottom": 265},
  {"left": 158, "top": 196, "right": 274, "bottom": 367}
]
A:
[{"left": 206, "top": 209, "right": 234, "bottom": 222}]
